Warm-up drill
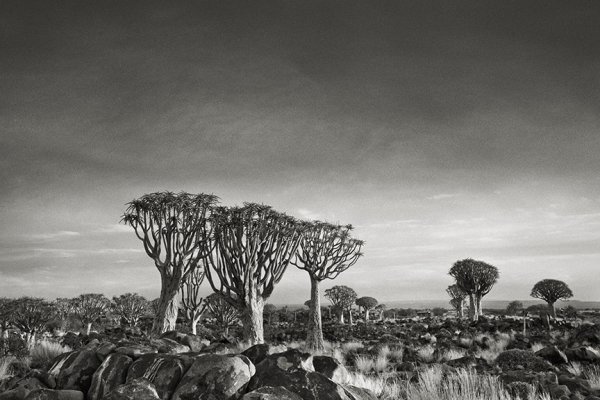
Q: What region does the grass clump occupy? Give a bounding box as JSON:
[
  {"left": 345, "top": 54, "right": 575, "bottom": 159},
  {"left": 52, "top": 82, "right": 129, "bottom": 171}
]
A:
[
  {"left": 30, "top": 339, "right": 72, "bottom": 369},
  {"left": 0, "top": 356, "right": 16, "bottom": 379}
]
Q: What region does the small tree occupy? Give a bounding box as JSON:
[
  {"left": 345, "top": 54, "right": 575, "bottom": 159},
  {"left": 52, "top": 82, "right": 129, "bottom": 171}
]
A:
[
  {"left": 449, "top": 259, "right": 499, "bottom": 321},
  {"left": 263, "top": 304, "right": 278, "bottom": 326},
  {"left": 505, "top": 300, "right": 524, "bottom": 316},
  {"left": 204, "top": 203, "right": 304, "bottom": 345},
  {"left": 72, "top": 293, "right": 110, "bottom": 335},
  {"left": 530, "top": 279, "right": 573, "bottom": 319},
  {"left": 446, "top": 284, "right": 467, "bottom": 319},
  {"left": 376, "top": 303, "right": 386, "bottom": 322},
  {"left": 291, "top": 222, "right": 363, "bottom": 352},
  {"left": 11, "top": 297, "right": 53, "bottom": 345},
  {"left": 563, "top": 305, "right": 578, "bottom": 321},
  {"left": 180, "top": 267, "right": 208, "bottom": 335},
  {"left": 355, "top": 297, "right": 378, "bottom": 322},
  {"left": 122, "top": 191, "right": 218, "bottom": 335},
  {"left": 112, "top": 293, "right": 148, "bottom": 328},
  {"left": 204, "top": 293, "right": 240, "bottom": 336},
  {"left": 324, "top": 286, "right": 357, "bottom": 325},
  {"left": 0, "top": 298, "right": 14, "bottom": 339},
  {"left": 53, "top": 298, "right": 75, "bottom": 331}
]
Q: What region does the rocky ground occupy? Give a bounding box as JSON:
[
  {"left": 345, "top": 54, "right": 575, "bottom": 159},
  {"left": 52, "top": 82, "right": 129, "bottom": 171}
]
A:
[{"left": 2, "top": 317, "right": 600, "bottom": 400}]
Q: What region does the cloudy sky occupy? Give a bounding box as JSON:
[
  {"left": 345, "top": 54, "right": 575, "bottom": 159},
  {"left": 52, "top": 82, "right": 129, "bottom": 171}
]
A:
[{"left": 1, "top": 0, "right": 599, "bottom": 305}]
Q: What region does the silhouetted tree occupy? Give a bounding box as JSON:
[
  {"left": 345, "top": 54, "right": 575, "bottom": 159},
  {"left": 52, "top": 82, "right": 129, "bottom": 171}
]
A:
[
  {"left": 505, "top": 300, "right": 524, "bottom": 316},
  {"left": 180, "top": 267, "right": 207, "bottom": 335},
  {"left": 432, "top": 307, "right": 446, "bottom": 317},
  {"left": 112, "top": 293, "right": 148, "bottom": 328},
  {"left": 355, "top": 297, "right": 378, "bottom": 322},
  {"left": 446, "top": 284, "right": 467, "bottom": 319},
  {"left": 449, "top": 258, "right": 499, "bottom": 321},
  {"left": 291, "top": 222, "right": 363, "bottom": 351},
  {"left": 530, "top": 279, "right": 573, "bottom": 318},
  {"left": 122, "top": 191, "right": 218, "bottom": 335},
  {"left": 204, "top": 293, "right": 240, "bottom": 336},
  {"left": 0, "top": 298, "right": 14, "bottom": 339},
  {"left": 324, "top": 285, "right": 357, "bottom": 325},
  {"left": 11, "top": 297, "right": 53, "bottom": 345},
  {"left": 72, "top": 293, "right": 110, "bottom": 335},
  {"left": 204, "top": 203, "right": 304, "bottom": 344}
]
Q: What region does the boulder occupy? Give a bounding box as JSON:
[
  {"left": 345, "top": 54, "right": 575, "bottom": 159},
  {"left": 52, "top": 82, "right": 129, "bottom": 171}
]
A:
[
  {"left": 87, "top": 353, "right": 132, "bottom": 400},
  {"left": 126, "top": 354, "right": 188, "bottom": 400},
  {"left": 565, "top": 347, "right": 600, "bottom": 363},
  {"left": 160, "top": 331, "right": 208, "bottom": 352},
  {"left": 114, "top": 345, "right": 157, "bottom": 359},
  {"left": 149, "top": 339, "right": 190, "bottom": 355},
  {"left": 51, "top": 350, "right": 102, "bottom": 393},
  {"left": 171, "top": 354, "right": 254, "bottom": 400},
  {"left": 312, "top": 356, "right": 349, "bottom": 384},
  {"left": 242, "top": 386, "right": 303, "bottom": 400},
  {"left": 24, "top": 389, "right": 84, "bottom": 400},
  {"left": 102, "top": 378, "right": 160, "bottom": 400},
  {"left": 535, "top": 346, "right": 569, "bottom": 365},
  {"left": 95, "top": 343, "right": 117, "bottom": 362},
  {"left": 241, "top": 344, "right": 289, "bottom": 366},
  {"left": 0, "top": 388, "right": 29, "bottom": 400},
  {"left": 495, "top": 349, "right": 554, "bottom": 372}
]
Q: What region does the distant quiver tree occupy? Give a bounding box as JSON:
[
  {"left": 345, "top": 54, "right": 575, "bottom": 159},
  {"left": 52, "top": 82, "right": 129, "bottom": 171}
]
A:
[
  {"left": 325, "top": 285, "right": 357, "bottom": 325},
  {"left": 530, "top": 279, "right": 573, "bottom": 318},
  {"left": 446, "top": 284, "right": 467, "bottom": 319},
  {"left": 449, "top": 258, "right": 499, "bottom": 322}
]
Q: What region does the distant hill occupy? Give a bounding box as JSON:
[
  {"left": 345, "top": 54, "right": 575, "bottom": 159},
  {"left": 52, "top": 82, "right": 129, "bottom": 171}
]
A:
[{"left": 277, "top": 300, "right": 600, "bottom": 310}]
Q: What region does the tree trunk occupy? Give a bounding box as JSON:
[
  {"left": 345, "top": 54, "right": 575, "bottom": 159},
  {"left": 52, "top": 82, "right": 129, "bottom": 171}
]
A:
[
  {"left": 191, "top": 314, "right": 201, "bottom": 335},
  {"left": 86, "top": 322, "right": 92, "bottom": 335},
  {"left": 241, "top": 293, "right": 264, "bottom": 345},
  {"left": 224, "top": 325, "right": 229, "bottom": 336},
  {"left": 26, "top": 332, "right": 35, "bottom": 348},
  {"left": 306, "top": 278, "right": 325, "bottom": 353},
  {"left": 348, "top": 308, "right": 353, "bottom": 325},
  {"left": 338, "top": 309, "right": 345, "bottom": 324},
  {"left": 365, "top": 309, "right": 370, "bottom": 323},
  {"left": 476, "top": 294, "right": 483, "bottom": 317},
  {"left": 469, "top": 293, "right": 478, "bottom": 322},
  {"left": 152, "top": 276, "right": 180, "bottom": 336},
  {"left": 548, "top": 302, "right": 556, "bottom": 319}
]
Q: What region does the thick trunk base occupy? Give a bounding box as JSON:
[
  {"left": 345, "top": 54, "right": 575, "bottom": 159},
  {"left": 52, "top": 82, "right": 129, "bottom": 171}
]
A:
[{"left": 306, "top": 278, "right": 325, "bottom": 353}]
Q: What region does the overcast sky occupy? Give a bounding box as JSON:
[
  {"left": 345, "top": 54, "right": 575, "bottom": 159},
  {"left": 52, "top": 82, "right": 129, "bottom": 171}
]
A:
[{"left": 1, "top": 0, "right": 600, "bottom": 305}]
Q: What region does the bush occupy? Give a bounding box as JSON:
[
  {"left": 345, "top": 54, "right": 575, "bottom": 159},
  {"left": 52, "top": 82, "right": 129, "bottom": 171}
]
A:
[
  {"left": 495, "top": 349, "right": 552, "bottom": 372},
  {"left": 30, "top": 340, "right": 72, "bottom": 369},
  {"left": 0, "top": 335, "right": 28, "bottom": 358}
]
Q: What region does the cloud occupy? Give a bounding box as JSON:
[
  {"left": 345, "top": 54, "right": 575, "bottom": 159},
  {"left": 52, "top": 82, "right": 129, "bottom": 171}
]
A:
[
  {"left": 426, "top": 193, "right": 461, "bottom": 201},
  {"left": 24, "top": 231, "right": 80, "bottom": 241}
]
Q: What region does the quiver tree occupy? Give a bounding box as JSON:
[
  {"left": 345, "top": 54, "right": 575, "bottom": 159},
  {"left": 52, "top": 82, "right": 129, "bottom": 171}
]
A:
[
  {"left": 449, "top": 258, "right": 499, "bottom": 322},
  {"left": 112, "top": 293, "right": 148, "bottom": 328},
  {"left": 204, "top": 203, "right": 304, "bottom": 345},
  {"left": 530, "top": 279, "right": 573, "bottom": 319},
  {"left": 355, "top": 297, "right": 378, "bottom": 322},
  {"left": 204, "top": 293, "right": 240, "bottom": 335},
  {"left": 122, "top": 191, "right": 218, "bottom": 335},
  {"left": 12, "top": 297, "right": 53, "bottom": 345},
  {"left": 0, "top": 298, "right": 14, "bottom": 339},
  {"left": 180, "top": 267, "right": 208, "bottom": 335},
  {"left": 53, "top": 298, "right": 75, "bottom": 331},
  {"left": 72, "top": 293, "right": 110, "bottom": 335},
  {"left": 324, "top": 285, "right": 357, "bottom": 325},
  {"left": 264, "top": 304, "right": 278, "bottom": 326},
  {"left": 446, "top": 284, "right": 467, "bottom": 319},
  {"left": 291, "top": 222, "right": 363, "bottom": 352},
  {"left": 505, "top": 300, "right": 524, "bottom": 316},
  {"left": 376, "top": 303, "right": 386, "bottom": 322}
]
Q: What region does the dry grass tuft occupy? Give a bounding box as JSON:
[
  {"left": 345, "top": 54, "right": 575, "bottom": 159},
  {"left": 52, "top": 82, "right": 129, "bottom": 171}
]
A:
[
  {"left": 30, "top": 340, "right": 71, "bottom": 368},
  {"left": 0, "top": 356, "right": 16, "bottom": 379},
  {"left": 417, "top": 345, "right": 436, "bottom": 363}
]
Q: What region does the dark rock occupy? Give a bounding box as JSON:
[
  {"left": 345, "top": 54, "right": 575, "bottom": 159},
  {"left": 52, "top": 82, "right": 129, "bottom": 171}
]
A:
[
  {"left": 87, "top": 353, "right": 132, "bottom": 400},
  {"left": 171, "top": 354, "right": 254, "bottom": 400},
  {"left": 50, "top": 350, "right": 102, "bottom": 393},
  {"left": 126, "top": 354, "right": 187, "bottom": 400},
  {"left": 242, "top": 386, "right": 303, "bottom": 400},
  {"left": 565, "top": 347, "right": 600, "bottom": 363},
  {"left": 102, "top": 378, "right": 160, "bottom": 400},
  {"left": 24, "top": 389, "right": 83, "bottom": 400},
  {"left": 149, "top": 338, "right": 190, "bottom": 354},
  {"left": 0, "top": 388, "right": 29, "bottom": 400},
  {"left": 95, "top": 343, "right": 116, "bottom": 362},
  {"left": 313, "top": 356, "right": 349, "bottom": 384},
  {"left": 496, "top": 349, "right": 554, "bottom": 372},
  {"left": 558, "top": 375, "right": 591, "bottom": 395},
  {"left": 536, "top": 346, "right": 569, "bottom": 365},
  {"left": 114, "top": 345, "right": 157, "bottom": 359},
  {"left": 241, "top": 345, "right": 292, "bottom": 367}
]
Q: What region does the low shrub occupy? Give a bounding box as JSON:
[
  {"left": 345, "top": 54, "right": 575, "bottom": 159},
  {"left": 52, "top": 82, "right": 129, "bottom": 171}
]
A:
[{"left": 495, "top": 349, "right": 551, "bottom": 372}]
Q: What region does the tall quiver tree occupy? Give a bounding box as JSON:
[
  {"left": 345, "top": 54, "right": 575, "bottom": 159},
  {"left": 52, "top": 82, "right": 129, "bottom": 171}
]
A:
[
  {"left": 530, "top": 279, "right": 573, "bottom": 319},
  {"left": 72, "top": 294, "right": 110, "bottom": 335},
  {"left": 204, "top": 203, "right": 303, "bottom": 345},
  {"left": 449, "top": 259, "right": 499, "bottom": 322},
  {"left": 12, "top": 297, "right": 53, "bottom": 346},
  {"left": 291, "top": 222, "right": 363, "bottom": 352},
  {"left": 180, "top": 266, "right": 208, "bottom": 335},
  {"left": 122, "top": 191, "right": 218, "bottom": 335},
  {"left": 446, "top": 284, "right": 467, "bottom": 319}
]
